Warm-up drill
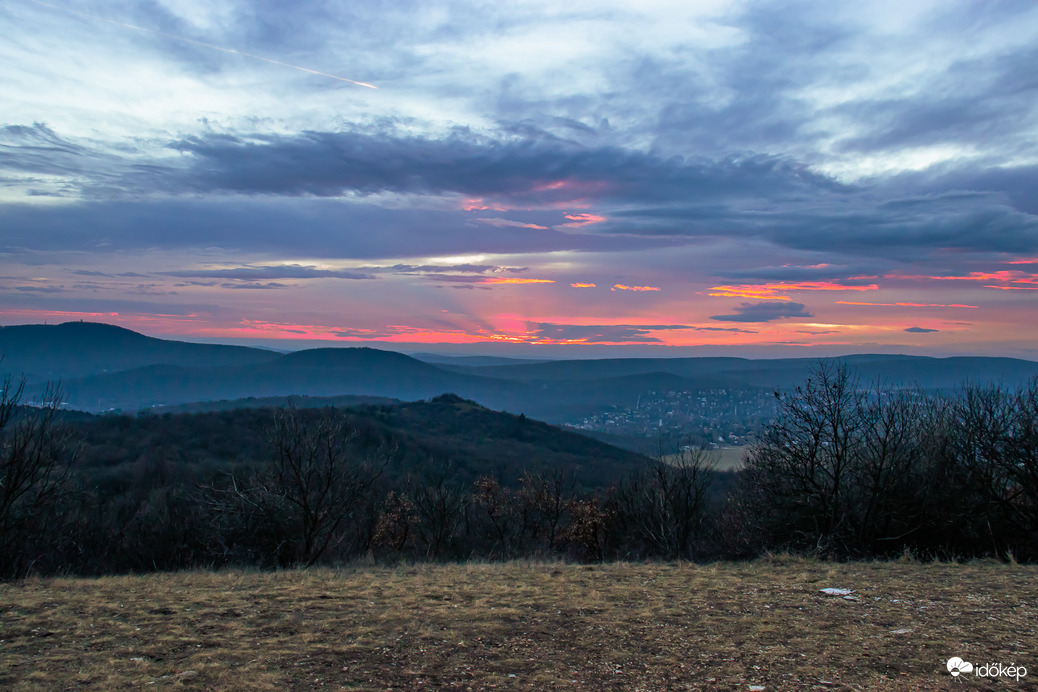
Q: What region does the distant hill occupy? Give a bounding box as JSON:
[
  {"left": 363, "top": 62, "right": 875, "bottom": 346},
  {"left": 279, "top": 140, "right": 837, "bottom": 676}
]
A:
[
  {"left": 3, "top": 322, "right": 1036, "bottom": 420},
  {"left": 472, "top": 353, "right": 1038, "bottom": 390},
  {"left": 0, "top": 322, "right": 277, "bottom": 380},
  {"left": 55, "top": 347, "right": 528, "bottom": 412}
]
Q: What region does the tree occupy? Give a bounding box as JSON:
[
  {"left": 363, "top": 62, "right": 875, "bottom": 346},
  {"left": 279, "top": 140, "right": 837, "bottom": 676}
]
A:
[
  {"left": 517, "top": 468, "right": 572, "bottom": 554},
  {"left": 206, "top": 406, "right": 388, "bottom": 567},
  {"left": 604, "top": 444, "right": 715, "bottom": 560},
  {"left": 268, "top": 406, "right": 387, "bottom": 565},
  {"left": 0, "top": 377, "right": 76, "bottom": 578},
  {"left": 409, "top": 461, "right": 468, "bottom": 560},
  {"left": 741, "top": 361, "right": 867, "bottom": 555}
]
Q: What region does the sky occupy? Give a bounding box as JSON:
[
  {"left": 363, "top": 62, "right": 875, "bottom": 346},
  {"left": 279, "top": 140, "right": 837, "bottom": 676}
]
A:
[{"left": 2, "top": 0, "right": 1037, "bottom": 358}]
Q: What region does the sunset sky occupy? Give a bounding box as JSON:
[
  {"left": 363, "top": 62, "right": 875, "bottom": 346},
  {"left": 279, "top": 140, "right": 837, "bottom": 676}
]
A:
[{"left": 2, "top": 0, "right": 1037, "bottom": 357}]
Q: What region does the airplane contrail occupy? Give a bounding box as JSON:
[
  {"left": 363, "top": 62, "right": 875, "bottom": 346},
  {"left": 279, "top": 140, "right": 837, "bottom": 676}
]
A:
[{"left": 26, "top": 0, "right": 378, "bottom": 89}]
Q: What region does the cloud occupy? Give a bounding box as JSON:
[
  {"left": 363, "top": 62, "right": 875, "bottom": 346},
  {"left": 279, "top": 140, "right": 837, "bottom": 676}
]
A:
[
  {"left": 521, "top": 322, "right": 758, "bottom": 343},
  {"left": 557, "top": 213, "right": 606, "bottom": 228},
  {"left": 904, "top": 327, "right": 939, "bottom": 333},
  {"left": 612, "top": 284, "right": 660, "bottom": 292},
  {"left": 220, "top": 282, "right": 290, "bottom": 290},
  {"left": 570, "top": 282, "right": 596, "bottom": 288},
  {"left": 836, "top": 301, "right": 979, "bottom": 309},
  {"left": 383, "top": 264, "right": 526, "bottom": 274},
  {"left": 476, "top": 218, "right": 549, "bottom": 230},
  {"left": 5, "top": 0, "right": 1038, "bottom": 356},
  {"left": 710, "top": 302, "right": 813, "bottom": 323},
  {"left": 480, "top": 277, "right": 553, "bottom": 285},
  {"left": 10, "top": 285, "right": 68, "bottom": 293},
  {"left": 7, "top": 121, "right": 1038, "bottom": 265},
  {"left": 0, "top": 199, "right": 667, "bottom": 257},
  {"left": 715, "top": 263, "right": 885, "bottom": 282},
  {"left": 162, "top": 265, "right": 377, "bottom": 280},
  {"left": 528, "top": 323, "right": 694, "bottom": 344},
  {"left": 708, "top": 281, "right": 877, "bottom": 301},
  {"left": 107, "top": 128, "right": 835, "bottom": 207}
]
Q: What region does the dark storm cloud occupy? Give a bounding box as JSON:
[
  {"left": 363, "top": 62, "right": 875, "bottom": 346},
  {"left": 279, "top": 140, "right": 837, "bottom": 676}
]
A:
[
  {"left": 710, "top": 302, "right": 813, "bottom": 323},
  {"left": 904, "top": 327, "right": 939, "bottom": 333}
]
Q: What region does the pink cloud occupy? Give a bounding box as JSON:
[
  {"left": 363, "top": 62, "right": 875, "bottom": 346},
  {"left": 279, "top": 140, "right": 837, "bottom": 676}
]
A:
[{"left": 558, "top": 213, "right": 607, "bottom": 228}]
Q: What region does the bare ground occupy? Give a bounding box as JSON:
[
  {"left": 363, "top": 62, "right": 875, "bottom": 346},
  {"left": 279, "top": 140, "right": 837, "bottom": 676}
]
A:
[{"left": 1, "top": 558, "right": 1035, "bottom": 690}]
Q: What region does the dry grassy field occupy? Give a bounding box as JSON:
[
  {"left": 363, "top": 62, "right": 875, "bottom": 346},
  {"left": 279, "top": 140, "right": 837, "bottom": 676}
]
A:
[{"left": 2, "top": 558, "right": 1035, "bottom": 690}]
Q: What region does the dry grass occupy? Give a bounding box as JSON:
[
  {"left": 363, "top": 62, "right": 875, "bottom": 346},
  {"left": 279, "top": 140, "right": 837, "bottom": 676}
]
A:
[{"left": 2, "top": 558, "right": 1035, "bottom": 690}]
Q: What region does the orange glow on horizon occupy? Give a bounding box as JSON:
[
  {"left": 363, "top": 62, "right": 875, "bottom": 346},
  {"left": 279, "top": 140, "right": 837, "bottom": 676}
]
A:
[{"left": 1, "top": 309, "right": 950, "bottom": 349}]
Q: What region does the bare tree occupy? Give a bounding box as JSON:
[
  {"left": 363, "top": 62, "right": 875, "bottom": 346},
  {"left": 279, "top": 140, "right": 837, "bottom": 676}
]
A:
[
  {"left": 946, "top": 379, "right": 1038, "bottom": 558},
  {"left": 743, "top": 361, "right": 867, "bottom": 554},
  {"left": 518, "top": 467, "right": 571, "bottom": 554},
  {"left": 0, "top": 377, "right": 76, "bottom": 578},
  {"left": 410, "top": 461, "right": 468, "bottom": 559},
  {"left": 605, "top": 444, "right": 715, "bottom": 560},
  {"left": 269, "top": 406, "right": 387, "bottom": 565},
  {"left": 205, "top": 406, "right": 388, "bottom": 567},
  {"left": 470, "top": 475, "right": 518, "bottom": 558}
]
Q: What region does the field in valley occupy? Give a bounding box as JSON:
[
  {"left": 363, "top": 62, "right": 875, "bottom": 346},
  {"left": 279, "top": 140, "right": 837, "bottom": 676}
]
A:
[{"left": 2, "top": 558, "right": 1035, "bottom": 690}]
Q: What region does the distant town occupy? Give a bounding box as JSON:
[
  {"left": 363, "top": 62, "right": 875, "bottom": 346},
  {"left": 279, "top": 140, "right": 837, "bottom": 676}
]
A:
[{"left": 566, "top": 387, "right": 778, "bottom": 448}]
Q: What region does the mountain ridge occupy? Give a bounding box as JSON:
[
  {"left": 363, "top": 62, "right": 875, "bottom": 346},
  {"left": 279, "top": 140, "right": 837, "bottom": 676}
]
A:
[{"left": 3, "top": 322, "right": 1037, "bottom": 418}]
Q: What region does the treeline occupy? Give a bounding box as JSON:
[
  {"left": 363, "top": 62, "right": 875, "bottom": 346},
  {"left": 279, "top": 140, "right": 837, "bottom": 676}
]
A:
[
  {"left": 1, "top": 364, "right": 1037, "bottom": 578},
  {"left": 731, "top": 363, "right": 1038, "bottom": 562}
]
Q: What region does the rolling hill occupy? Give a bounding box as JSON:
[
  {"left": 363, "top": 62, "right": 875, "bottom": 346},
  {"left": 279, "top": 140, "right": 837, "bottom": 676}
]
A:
[{"left": 3, "top": 322, "right": 1037, "bottom": 420}]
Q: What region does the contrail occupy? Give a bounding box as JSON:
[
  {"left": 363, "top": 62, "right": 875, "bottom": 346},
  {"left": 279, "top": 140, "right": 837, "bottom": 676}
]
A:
[{"left": 26, "top": 0, "right": 378, "bottom": 89}]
